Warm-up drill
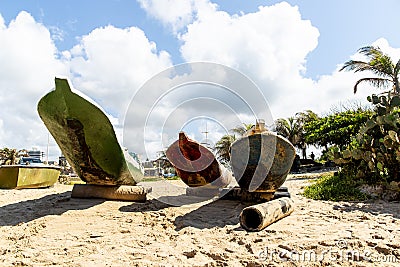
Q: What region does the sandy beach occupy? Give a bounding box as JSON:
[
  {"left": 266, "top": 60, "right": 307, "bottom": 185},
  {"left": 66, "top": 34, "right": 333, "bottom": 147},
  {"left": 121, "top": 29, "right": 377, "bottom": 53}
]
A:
[{"left": 0, "top": 172, "right": 399, "bottom": 267}]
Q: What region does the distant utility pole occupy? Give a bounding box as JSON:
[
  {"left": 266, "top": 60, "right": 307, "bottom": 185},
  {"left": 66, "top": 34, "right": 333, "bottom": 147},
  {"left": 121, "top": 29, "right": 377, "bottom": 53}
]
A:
[
  {"left": 46, "top": 132, "right": 49, "bottom": 164},
  {"left": 201, "top": 121, "right": 210, "bottom": 148}
]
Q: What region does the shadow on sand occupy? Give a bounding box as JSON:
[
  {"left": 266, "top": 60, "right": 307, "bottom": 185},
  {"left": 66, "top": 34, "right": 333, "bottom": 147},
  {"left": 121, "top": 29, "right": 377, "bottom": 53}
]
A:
[
  {"left": 119, "top": 193, "right": 249, "bottom": 231},
  {"left": 119, "top": 199, "right": 171, "bottom": 213},
  {"left": 0, "top": 191, "right": 105, "bottom": 226},
  {"left": 173, "top": 199, "right": 248, "bottom": 231},
  {"left": 118, "top": 194, "right": 219, "bottom": 213}
]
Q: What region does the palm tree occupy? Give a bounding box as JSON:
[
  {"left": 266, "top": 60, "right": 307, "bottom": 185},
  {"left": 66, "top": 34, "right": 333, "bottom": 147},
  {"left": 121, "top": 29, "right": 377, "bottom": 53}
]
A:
[
  {"left": 156, "top": 150, "right": 173, "bottom": 174},
  {"left": 295, "top": 110, "right": 318, "bottom": 159},
  {"left": 230, "top": 123, "right": 254, "bottom": 137},
  {"left": 340, "top": 46, "right": 400, "bottom": 94},
  {"left": 275, "top": 117, "right": 300, "bottom": 145},
  {"left": 214, "top": 134, "right": 236, "bottom": 164},
  {"left": 214, "top": 123, "right": 254, "bottom": 165},
  {"left": 275, "top": 110, "right": 318, "bottom": 159}
]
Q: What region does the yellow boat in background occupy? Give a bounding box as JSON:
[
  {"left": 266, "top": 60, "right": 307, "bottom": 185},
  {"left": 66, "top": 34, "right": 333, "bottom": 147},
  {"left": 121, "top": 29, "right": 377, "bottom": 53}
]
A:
[{"left": 0, "top": 165, "right": 61, "bottom": 189}]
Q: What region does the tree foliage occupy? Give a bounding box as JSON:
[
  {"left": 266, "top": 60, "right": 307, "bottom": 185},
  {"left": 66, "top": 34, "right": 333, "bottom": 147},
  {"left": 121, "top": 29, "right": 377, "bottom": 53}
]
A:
[
  {"left": 230, "top": 123, "right": 254, "bottom": 136},
  {"left": 340, "top": 46, "right": 400, "bottom": 94},
  {"left": 0, "top": 148, "right": 28, "bottom": 165},
  {"left": 334, "top": 94, "right": 400, "bottom": 183},
  {"left": 275, "top": 117, "right": 299, "bottom": 145},
  {"left": 214, "top": 134, "right": 236, "bottom": 164},
  {"left": 275, "top": 110, "right": 318, "bottom": 158},
  {"left": 334, "top": 45, "right": 400, "bottom": 184},
  {"left": 304, "top": 109, "right": 372, "bottom": 149},
  {"left": 213, "top": 123, "right": 254, "bottom": 165}
]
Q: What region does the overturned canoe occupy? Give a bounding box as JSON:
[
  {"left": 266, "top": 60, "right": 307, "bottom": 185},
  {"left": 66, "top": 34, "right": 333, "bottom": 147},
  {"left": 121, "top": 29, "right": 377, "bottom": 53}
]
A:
[
  {"left": 230, "top": 120, "right": 295, "bottom": 199},
  {"left": 166, "top": 132, "right": 232, "bottom": 188},
  {"left": 37, "top": 78, "right": 142, "bottom": 185},
  {"left": 0, "top": 165, "right": 61, "bottom": 189}
]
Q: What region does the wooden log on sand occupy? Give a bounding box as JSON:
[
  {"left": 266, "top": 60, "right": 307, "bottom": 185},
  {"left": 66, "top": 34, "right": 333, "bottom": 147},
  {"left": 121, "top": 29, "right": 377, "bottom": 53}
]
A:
[
  {"left": 71, "top": 184, "right": 151, "bottom": 202},
  {"left": 166, "top": 132, "right": 232, "bottom": 188},
  {"left": 239, "top": 197, "right": 294, "bottom": 231}
]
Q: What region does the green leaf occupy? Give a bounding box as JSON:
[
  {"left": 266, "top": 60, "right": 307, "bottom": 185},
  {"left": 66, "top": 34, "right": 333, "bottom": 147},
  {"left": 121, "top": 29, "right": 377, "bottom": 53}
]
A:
[
  {"left": 376, "top": 116, "right": 385, "bottom": 125},
  {"left": 342, "top": 149, "right": 352, "bottom": 159},
  {"left": 362, "top": 151, "right": 373, "bottom": 161},
  {"left": 384, "top": 114, "right": 398, "bottom": 127},
  {"left": 383, "top": 136, "right": 394, "bottom": 149},
  {"left": 390, "top": 95, "right": 400, "bottom": 108},
  {"left": 333, "top": 151, "right": 341, "bottom": 159},
  {"left": 368, "top": 161, "right": 375, "bottom": 171},
  {"left": 351, "top": 148, "right": 363, "bottom": 160},
  {"left": 356, "top": 170, "right": 365, "bottom": 179},
  {"left": 371, "top": 94, "right": 380, "bottom": 104},
  {"left": 376, "top": 152, "right": 385, "bottom": 162},
  {"left": 362, "top": 120, "right": 377, "bottom": 133},
  {"left": 377, "top": 162, "right": 383, "bottom": 171},
  {"left": 377, "top": 105, "right": 387, "bottom": 116},
  {"left": 380, "top": 96, "right": 388, "bottom": 106}
]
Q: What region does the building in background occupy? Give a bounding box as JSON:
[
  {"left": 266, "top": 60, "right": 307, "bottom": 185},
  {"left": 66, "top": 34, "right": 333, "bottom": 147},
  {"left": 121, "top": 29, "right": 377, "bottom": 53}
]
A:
[
  {"left": 142, "top": 160, "right": 159, "bottom": 177},
  {"left": 58, "top": 155, "right": 68, "bottom": 167},
  {"left": 28, "top": 149, "right": 43, "bottom": 161}
]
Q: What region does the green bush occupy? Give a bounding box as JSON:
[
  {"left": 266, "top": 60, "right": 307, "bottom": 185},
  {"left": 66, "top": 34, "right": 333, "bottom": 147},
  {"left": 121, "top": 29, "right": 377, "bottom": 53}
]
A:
[
  {"left": 302, "top": 173, "right": 368, "bottom": 201},
  {"left": 333, "top": 93, "right": 400, "bottom": 184}
]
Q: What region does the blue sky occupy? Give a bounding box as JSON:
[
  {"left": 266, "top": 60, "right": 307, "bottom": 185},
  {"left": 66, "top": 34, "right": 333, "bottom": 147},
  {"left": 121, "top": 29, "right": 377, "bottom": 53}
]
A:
[
  {"left": 0, "top": 0, "right": 399, "bottom": 160},
  {"left": 1, "top": 0, "right": 398, "bottom": 78}
]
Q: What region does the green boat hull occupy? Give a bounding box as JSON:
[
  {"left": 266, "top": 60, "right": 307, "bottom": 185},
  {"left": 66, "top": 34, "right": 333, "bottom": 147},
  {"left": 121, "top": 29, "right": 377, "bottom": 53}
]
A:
[
  {"left": 37, "top": 78, "right": 142, "bottom": 185},
  {"left": 0, "top": 165, "right": 61, "bottom": 189}
]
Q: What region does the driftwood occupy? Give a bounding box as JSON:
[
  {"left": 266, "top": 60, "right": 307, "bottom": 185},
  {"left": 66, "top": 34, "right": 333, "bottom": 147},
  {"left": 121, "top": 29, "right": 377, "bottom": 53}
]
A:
[
  {"left": 71, "top": 184, "right": 150, "bottom": 202},
  {"left": 239, "top": 197, "right": 294, "bottom": 231}
]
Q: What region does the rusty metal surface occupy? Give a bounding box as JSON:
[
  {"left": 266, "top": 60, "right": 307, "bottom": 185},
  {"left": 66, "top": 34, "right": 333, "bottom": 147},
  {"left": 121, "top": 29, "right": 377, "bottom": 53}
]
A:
[
  {"left": 231, "top": 129, "right": 295, "bottom": 193},
  {"left": 166, "top": 132, "right": 231, "bottom": 187},
  {"left": 220, "top": 186, "right": 290, "bottom": 203}
]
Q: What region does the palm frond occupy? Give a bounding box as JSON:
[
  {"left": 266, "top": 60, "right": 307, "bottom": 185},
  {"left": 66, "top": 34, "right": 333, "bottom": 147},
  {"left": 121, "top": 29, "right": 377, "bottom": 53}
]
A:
[
  {"left": 394, "top": 59, "right": 400, "bottom": 75},
  {"left": 214, "top": 134, "right": 236, "bottom": 163},
  {"left": 339, "top": 60, "right": 371, "bottom": 72},
  {"left": 358, "top": 46, "right": 382, "bottom": 57},
  {"left": 230, "top": 123, "right": 254, "bottom": 137},
  {"left": 353, "top": 77, "right": 391, "bottom": 94}
]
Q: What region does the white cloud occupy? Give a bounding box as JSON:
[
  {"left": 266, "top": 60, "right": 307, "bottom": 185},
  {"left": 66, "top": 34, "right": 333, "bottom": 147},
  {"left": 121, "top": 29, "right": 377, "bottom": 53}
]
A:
[
  {"left": 122, "top": 62, "right": 274, "bottom": 158},
  {"left": 0, "top": 11, "right": 68, "bottom": 159},
  {"left": 2, "top": 3, "right": 400, "bottom": 162},
  {"left": 69, "top": 25, "right": 172, "bottom": 120},
  {"left": 0, "top": 11, "right": 173, "bottom": 160},
  {"left": 164, "top": 1, "right": 397, "bottom": 120},
  {"left": 175, "top": 1, "right": 322, "bottom": 118},
  {"left": 137, "top": 0, "right": 203, "bottom": 33},
  {"left": 135, "top": 0, "right": 400, "bottom": 156},
  {"left": 373, "top": 38, "right": 400, "bottom": 64}
]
